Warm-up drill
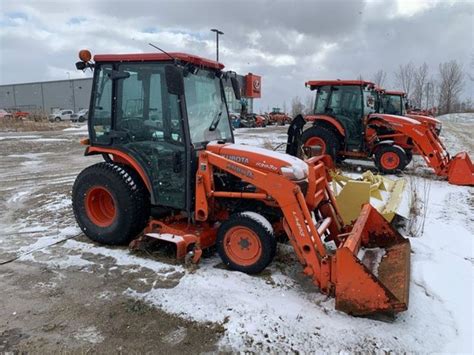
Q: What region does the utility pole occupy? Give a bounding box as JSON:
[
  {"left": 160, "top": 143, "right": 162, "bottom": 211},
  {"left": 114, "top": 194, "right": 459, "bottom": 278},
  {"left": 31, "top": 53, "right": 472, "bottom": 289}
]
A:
[{"left": 210, "top": 28, "right": 224, "bottom": 62}]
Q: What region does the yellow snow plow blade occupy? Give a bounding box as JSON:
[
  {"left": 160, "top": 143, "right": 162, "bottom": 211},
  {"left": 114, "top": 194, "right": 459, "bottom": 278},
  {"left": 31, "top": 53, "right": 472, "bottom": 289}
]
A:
[{"left": 330, "top": 171, "right": 407, "bottom": 225}]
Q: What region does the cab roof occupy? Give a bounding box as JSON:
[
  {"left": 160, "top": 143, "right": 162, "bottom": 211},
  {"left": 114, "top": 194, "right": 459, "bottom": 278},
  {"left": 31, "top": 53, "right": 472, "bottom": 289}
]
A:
[
  {"left": 384, "top": 90, "right": 406, "bottom": 97},
  {"left": 93, "top": 52, "right": 224, "bottom": 70},
  {"left": 305, "top": 80, "right": 375, "bottom": 90}
]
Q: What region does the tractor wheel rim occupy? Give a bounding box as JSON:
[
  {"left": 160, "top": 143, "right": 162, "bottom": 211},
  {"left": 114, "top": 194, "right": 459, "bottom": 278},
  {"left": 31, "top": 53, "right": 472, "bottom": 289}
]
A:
[
  {"left": 223, "top": 226, "right": 262, "bottom": 266},
  {"left": 380, "top": 152, "right": 400, "bottom": 170},
  {"left": 85, "top": 186, "right": 116, "bottom": 227},
  {"left": 304, "top": 136, "right": 326, "bottom": 153}
]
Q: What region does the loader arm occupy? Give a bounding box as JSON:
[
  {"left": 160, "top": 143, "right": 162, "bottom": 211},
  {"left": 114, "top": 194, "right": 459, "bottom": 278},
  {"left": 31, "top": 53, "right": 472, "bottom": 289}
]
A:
[
  {"left": 371, "top": 114, "right": 474, "bottom": 185},
  {"left": 195, "top": 148, "right": 411, "bottom": 315},
  {"left": 196, "top": 150, "right": 338, "bottom": 291}
]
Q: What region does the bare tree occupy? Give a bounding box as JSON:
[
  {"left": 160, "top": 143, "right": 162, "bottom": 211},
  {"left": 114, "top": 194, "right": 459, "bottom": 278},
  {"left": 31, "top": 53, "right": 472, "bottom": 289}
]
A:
[
  {"left": 412, "top": 63, "right": 429, "bottom": 109},
  {"left": 372, "top": 70, "right": 387, "bottom": 87},
  {"left": 291, "top": 96, "right": 305, "bottom": 117},
  {"left": 438, "top": 60, "right": 464, "bottom": 114},
  {"left": 394, "top": 62, "right": 415, "bottom": 97},
  {"left": 424, "top": 78, "right": 437, "bottom": 109}
]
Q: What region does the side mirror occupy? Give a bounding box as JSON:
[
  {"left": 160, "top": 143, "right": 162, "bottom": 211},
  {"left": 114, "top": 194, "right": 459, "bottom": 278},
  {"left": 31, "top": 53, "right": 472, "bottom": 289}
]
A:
[
  {"left": 76, "top": 61, "right": 87, "bottom": 70},
  {"left": 231, "top": 77, "right": 241, "bottom": 100},
  {"left": 108, "top": 70, "right": 130, "bottom": 80},
  {"left": 165, "top": 65, "right": 185, "bottom": 96}
]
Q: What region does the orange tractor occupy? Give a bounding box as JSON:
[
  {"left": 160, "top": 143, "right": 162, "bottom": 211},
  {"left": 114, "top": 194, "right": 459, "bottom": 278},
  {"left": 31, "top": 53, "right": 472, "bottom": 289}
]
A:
[
  {"left": 297, "top": 80, "right": 473, "bottom": 185},
  {"left": 72, "top": 50, "right": 410, "bottom": 316},
  {"left": 380, "top": 90, "right": 441, "bottom": 135}
]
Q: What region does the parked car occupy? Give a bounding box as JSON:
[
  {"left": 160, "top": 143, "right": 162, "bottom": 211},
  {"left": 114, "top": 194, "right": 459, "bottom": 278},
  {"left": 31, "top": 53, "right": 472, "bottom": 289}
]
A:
[
  {"left": 49, "top": 109, "right": 74, "bottom": 122},
  {"left": 0, "top": 109, "right": 13, "bottom": 119},
  {"left": 71, "top": 109, "right": 89, "bottom": 122}
]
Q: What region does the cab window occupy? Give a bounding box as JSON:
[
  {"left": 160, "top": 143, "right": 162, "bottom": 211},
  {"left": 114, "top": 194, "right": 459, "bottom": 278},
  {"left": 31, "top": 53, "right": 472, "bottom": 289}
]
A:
[{"left": 91, "top": 63, "right": 113, "bottom": 143}]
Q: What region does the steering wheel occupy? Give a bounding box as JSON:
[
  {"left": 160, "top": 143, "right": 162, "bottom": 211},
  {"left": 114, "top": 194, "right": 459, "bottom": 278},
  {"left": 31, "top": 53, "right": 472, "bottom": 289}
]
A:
[{"left": 117, "top": 118, "right": 146, "bottom": 141}]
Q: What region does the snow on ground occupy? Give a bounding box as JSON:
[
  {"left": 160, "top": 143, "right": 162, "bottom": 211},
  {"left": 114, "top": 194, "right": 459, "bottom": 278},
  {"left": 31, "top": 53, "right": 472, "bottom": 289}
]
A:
[{"left": 0, "top": 115, "right": 473, "bottom": 352}]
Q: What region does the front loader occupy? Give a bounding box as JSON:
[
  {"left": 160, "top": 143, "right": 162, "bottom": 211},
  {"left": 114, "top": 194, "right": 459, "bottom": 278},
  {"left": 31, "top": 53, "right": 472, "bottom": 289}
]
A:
[
  {"left": 72, "top": 50, "right": 410, "bottom": 316},
  {"left": 295, "top": 80, "right": 473, "bottom": 186}
]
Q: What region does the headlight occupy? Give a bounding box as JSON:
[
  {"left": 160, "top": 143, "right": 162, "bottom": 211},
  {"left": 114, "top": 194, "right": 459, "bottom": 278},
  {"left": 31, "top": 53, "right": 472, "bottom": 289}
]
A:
[{"left": 281, "top": 165, "right": 308, "bottom": 180}]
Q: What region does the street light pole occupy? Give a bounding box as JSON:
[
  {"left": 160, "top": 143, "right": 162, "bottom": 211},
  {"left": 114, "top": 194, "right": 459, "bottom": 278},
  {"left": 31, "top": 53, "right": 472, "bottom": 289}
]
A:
[{"left": 210, "top": 28, "right": 224, "bottom": 62}]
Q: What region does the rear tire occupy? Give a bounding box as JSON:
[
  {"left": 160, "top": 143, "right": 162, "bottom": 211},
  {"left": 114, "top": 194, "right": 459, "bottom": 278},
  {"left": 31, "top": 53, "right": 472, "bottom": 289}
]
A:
[
  {"left": 217, "top": 212, "right": 276, "bottom": 274},
  {"left": 55, "top": 117, "right": 61, "bottom": 122},
  {"left": 79, "top": 116, "right": 85, "bottom": 122},
  {"left": 72, "top": 162, "right": 150, "bottom": 245},
  {"left": 301, "top": 125, "right": 340, "bottom": 160},
  {"left": 374, "top": 145, "right": 408, "bottom": 174}
]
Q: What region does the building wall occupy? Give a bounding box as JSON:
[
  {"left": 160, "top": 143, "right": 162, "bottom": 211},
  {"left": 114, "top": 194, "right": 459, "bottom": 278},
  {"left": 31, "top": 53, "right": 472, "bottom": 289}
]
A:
[{"left": 0, "top": 78, "right": 93, "bottom": 113}]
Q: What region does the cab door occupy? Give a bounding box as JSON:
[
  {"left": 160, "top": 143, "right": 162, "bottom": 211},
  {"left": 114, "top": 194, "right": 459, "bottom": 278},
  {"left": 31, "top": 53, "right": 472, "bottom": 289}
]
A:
[{"left": 112, "top": 63, "right": 187, "bottom": 210}]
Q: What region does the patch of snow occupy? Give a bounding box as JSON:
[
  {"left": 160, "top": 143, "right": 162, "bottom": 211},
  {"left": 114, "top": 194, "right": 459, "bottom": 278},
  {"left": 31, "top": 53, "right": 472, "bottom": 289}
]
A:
[
  {"left": 73, "top": 326, "right": 104, "bottom": 344},
  {"left": 0, "top": 135, "right": 41, "bottom": 140},
  {"left": 63, "top": 124, "right": 88, "bottom": 132}
]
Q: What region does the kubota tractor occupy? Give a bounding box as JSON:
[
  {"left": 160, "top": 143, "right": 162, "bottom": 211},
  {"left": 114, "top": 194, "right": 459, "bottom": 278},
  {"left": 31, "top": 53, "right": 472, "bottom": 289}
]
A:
[
  {"left": 72, "top": 50, "right": 411, "bottom": 316},
  {"left": 297, "top": 80, "right": 473, "bottom": 185},
  {"left": 380, "top": 90, "right": 441, "bottom": 135}
]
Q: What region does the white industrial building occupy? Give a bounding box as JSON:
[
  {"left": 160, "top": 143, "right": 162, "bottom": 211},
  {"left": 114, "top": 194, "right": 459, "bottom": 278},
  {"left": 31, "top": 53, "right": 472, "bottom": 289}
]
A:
[{"left": 0, "top": 78, "right": 93, "bottom": 113}]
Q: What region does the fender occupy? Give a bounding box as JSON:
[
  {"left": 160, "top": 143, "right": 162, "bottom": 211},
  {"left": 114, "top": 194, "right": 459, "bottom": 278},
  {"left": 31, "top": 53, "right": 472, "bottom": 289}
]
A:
[
  {"left": 305, "top": 114, "right": 345, "bottom": 136},
  {"left": 85, "top": 145, "right": 153, "bottom": 194}
]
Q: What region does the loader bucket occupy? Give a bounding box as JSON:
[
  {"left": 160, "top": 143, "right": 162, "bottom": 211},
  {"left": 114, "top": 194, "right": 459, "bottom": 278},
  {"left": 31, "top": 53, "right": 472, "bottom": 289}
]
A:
[
  {"left": 335, "top": 204, "right": 410, "bottom": 316},
  {"left": 447, "top": 152, "right": 474, "bottom": 186}
]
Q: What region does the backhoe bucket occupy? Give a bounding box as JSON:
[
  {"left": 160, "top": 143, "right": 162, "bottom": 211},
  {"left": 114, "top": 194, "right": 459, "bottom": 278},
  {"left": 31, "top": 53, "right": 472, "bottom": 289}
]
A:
[
  {"left": 335, "top": 204, "right": 410, "bottom": 316},
  {"left": 447, "top": 152, "right": 474, "bottom": 186}
]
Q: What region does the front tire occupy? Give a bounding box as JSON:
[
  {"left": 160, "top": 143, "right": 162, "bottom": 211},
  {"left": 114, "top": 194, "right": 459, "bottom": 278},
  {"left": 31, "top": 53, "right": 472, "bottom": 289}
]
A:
[
  {"left": 217, "top": 212, "right": 276, "bottom": 274},
  {"left": 72, "top": 162, "right": 150, "bottom": 245},
  {"left": 374, "top": 145, "right": 408, "bottom": 174},
  {"left": 301, "top": 125, "right": 341, "bottom": 160},
  {"left": 79, "top": 116, "right": 85, "bottom": 122}
]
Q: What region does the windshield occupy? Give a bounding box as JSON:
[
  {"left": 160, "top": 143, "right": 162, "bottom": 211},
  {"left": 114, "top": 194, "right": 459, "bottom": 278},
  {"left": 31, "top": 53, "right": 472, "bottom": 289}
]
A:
[
  {"left": 383, "top": 94, "right": 403, "bottom": 115},
  {"left": 184, "top": 70, "right": 232, "bottom": 144}
]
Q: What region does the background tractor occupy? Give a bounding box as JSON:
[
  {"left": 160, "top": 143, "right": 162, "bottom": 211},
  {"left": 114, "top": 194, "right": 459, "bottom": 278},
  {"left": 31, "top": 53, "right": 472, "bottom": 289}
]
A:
[
  {"left": 295, "top": 80, "right": 473, "bottom": 185},
  {"left": 380, "top": 90, "right": 441, "bottom": 135},
  {"left": 72, "top": 50, "right": 411, "bottom": 316}
]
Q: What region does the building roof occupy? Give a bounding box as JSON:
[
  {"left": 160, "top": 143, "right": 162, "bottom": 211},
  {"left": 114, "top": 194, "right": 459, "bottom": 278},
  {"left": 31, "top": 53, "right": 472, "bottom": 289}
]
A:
[
  {"left": 305, "top": 80, "right": 375, "bottom": 90},
  {"left": 93, "top": 52, "right": 224, "bottom": 70}
]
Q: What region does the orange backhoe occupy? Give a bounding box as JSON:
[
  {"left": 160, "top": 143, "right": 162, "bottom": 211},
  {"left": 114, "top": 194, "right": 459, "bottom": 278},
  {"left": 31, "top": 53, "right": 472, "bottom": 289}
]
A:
[
  {"left": 296, "top": 80, "right": 473, "bottom": 186},
  {"left": 72, "top": 50, "right": 411, "bottom": 316}
]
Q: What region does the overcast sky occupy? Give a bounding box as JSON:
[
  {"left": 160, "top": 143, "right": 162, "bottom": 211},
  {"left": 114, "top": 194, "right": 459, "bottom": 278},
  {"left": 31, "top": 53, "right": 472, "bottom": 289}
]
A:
[{"left": 0, "top": 0, "right": 472, "bottom": 111}]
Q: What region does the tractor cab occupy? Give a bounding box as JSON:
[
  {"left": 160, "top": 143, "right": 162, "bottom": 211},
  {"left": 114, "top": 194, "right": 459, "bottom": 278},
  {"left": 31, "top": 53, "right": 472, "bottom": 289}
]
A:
[
  {"left": 80, "top": 51, "right": 239, "bottom": 214},
  {"left": 308, "top": 80, "right": 377, "bottom": 151},
  {"left": 381, "top": 90, "right": 407, "bottom": 116}
]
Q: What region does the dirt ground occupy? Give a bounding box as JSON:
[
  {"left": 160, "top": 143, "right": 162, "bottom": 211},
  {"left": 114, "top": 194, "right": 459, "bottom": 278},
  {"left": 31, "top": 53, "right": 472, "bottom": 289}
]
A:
[{"left": 0, "top": 125, "right": 224, "bottom": 353}]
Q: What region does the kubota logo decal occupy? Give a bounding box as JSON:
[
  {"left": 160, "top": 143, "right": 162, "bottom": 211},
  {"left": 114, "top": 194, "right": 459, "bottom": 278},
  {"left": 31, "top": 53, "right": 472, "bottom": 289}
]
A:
[
  {"left": 224, "top": 154, "right": 249, "bottom": 164},
  {"left": 253, "top": 79, "right": 261, "bottom": 91},
  {"left": 227, "top": 163, "right": 254, "bottom": 179}
]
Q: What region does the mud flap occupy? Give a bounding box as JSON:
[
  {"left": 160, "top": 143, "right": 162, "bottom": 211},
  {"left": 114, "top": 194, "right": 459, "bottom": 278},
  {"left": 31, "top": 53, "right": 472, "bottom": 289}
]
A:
[
  {"left": 334, "top": 204, "right": 410, "bottom": 316},
  {"left": 448, "top": 152, "right": 474, "bottom": 186}
]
